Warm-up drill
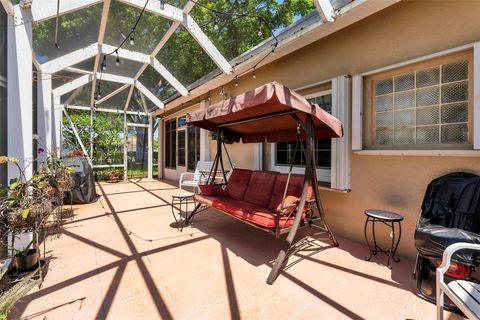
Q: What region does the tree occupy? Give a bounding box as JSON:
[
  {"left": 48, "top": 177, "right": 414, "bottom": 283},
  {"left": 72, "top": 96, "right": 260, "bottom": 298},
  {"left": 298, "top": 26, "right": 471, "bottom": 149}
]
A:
[{"left": 63, "top": 110, "right": 124, "bottom": 165}]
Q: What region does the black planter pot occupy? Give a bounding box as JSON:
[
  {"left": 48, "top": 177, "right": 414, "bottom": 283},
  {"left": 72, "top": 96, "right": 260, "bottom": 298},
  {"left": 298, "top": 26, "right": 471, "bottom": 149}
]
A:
[{"left": 14, "top": 249, "right": 39, "bottom": 272}]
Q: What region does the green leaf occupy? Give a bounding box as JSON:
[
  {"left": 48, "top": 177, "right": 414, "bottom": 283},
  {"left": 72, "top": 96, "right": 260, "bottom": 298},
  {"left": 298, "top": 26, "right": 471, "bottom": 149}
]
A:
[
  {"left": 9, "top": 179, "right": 19, "bottom": 189},
  {"left": 5, "top": 199, "right": 15, "bottom": 207},
  {"left": 38, "top": 181, "right": 49, "bottom": 188},
  {"left": 21, "top": 208, "right": 30, "bottom": 219}
]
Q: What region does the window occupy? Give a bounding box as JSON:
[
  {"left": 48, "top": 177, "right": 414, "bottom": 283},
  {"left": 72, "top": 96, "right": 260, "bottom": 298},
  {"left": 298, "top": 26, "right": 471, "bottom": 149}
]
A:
[
  {"left": 362, "top": 49, "right": 473, "bottom": 149},
  {"left": 177, "top": 116, "right": 187, "bottom": 128},
  {"left": 165, "top": 119, "right": 176, "bottom": 169},
  {"left": 177, "top": 130, "right": 186, "bottom": 167},
  {"left": 187, "top": 125, "right": 200, "bottom": 171},
  {"left": 273, "top": 87, "right": 335, "bottom": 183},
  {"left": 275, "top": 92, "right": 332, "bottom": 169}
]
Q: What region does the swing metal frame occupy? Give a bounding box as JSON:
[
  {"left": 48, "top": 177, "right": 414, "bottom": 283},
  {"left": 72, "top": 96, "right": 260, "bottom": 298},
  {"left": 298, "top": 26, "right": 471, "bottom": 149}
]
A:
[{"left": 185, "top": 110, "right": 339, "bottom": 285}]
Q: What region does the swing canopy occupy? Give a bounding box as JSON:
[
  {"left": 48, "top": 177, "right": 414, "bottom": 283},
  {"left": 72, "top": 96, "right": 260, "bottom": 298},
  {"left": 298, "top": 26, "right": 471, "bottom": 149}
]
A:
[{"left": 186, "top": 82, "right": 343, "bottom": 143}]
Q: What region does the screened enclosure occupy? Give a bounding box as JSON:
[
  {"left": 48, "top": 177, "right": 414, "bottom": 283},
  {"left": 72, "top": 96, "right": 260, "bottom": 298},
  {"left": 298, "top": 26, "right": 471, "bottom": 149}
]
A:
[{"left": 3, "top": 0, "right": 337, "bottom": 180}]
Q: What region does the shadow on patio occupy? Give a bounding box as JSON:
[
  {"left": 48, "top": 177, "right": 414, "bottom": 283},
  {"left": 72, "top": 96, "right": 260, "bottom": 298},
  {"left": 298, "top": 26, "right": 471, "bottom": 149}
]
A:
[{"left": 10, "top": 180, "right": 463, "bottom": 320}]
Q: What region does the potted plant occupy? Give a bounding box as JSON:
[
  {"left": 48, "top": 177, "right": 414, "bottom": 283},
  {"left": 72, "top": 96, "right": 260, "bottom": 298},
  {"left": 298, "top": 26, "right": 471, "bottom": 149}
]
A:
[
  {"left": 0, "top": 157, "right": 53, "bottom": 263},
  {"left": 105, "top": 167, "right": 124, "bottom": 183},
  {"left": 11, "top": 238, "right": 38, "bottom": 272},
  {"left": 46, "top": 156, "right": 74, "bottom": 191}
]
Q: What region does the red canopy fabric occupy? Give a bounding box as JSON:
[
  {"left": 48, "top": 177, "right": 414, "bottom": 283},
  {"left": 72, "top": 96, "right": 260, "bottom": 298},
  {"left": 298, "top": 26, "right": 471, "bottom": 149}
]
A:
[{"left": 186, "top": 82, "right": 343, "bottom": 143}]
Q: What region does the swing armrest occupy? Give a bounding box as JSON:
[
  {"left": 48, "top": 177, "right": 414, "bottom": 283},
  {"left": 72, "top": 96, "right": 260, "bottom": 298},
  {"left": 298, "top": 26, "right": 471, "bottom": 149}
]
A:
[{"left": 276, "top": 198, "right": 315, "bottom": 215}]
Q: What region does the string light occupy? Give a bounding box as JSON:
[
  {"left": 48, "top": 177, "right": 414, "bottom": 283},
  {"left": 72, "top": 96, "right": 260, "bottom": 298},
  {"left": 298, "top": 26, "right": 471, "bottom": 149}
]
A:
[
  {"left": 101, "top": 56, "right": 107, "bottom": 71},
  {"left": 213, "top": 13, "right": 219, "bottom": 31},
  {"left": 234, "top": 76, "right": 238, "bottom": 87},
  {"left": 252, "top": 67, "right": 256, "bottom": 79},
  {"left": 220, "top": 86, "right": 225, "bottom": 96},
  {"left": 96, "top": 0, "right": 150, "bottom": 106}
]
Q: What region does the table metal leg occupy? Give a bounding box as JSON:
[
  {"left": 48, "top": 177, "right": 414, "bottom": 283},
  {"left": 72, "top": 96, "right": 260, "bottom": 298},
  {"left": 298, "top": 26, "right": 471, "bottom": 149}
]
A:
[
  {"left": 392, "top": 221, "right": 401, "bottom": 263},
  {"left": 364, "top": 217, "right": 373, "bottom": 261},
  {"left": 372, "top": 218, "right": 378, "bottom": 256},
  {"left": 171, "top": 199, "right": 180, "bottom": 231}
]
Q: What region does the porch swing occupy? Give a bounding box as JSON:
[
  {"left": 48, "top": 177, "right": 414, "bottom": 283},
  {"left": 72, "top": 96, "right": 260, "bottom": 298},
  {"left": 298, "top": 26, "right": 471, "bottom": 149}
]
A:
[{"left": 185, "top": 82, "right": 344, "bottom": 284}]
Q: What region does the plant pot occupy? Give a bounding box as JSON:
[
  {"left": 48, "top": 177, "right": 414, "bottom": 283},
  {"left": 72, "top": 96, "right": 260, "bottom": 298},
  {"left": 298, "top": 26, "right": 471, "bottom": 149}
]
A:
[
  {"left": 107, "top": 178, "right": 121, "bottom": 183},
  {"left": 14, "top": 249, "right": 39, "bottom": 272}
]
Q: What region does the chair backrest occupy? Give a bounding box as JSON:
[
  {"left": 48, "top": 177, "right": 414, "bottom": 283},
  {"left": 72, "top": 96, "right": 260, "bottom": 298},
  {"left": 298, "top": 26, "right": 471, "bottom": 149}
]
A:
[{"left": 193, "top": 161, "right": 214, "bottom": 183}]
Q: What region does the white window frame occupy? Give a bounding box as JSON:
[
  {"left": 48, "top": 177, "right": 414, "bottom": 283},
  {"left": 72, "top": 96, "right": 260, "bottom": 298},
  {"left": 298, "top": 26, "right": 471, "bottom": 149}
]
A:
[
  {"left": 353, "top": 42, "right": 480, "bottom": 156},
  {"left": 270, "top": 76, "right": 351, "bottom": 191}
]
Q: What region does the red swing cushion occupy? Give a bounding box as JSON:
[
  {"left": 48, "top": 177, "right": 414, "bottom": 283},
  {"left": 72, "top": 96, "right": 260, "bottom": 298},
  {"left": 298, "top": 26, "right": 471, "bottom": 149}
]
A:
[
  {"left": 194, "top": 168, "right": 313, "bottom": 228},
  {"left": 198, "top": 184, "right": 227, "bottom": 196}
]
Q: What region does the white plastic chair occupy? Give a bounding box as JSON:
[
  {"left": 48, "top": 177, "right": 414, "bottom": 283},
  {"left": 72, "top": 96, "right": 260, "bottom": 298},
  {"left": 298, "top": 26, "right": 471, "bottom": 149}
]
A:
[
  {"left": 179, "top": 161, "right": 214, "bottom": 192},
  {"left": 436, "top": 242, "right": 480, "bottom": 320}
]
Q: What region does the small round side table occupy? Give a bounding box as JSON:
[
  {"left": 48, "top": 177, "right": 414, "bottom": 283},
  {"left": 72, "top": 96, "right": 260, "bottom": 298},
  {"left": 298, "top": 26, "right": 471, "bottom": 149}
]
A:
[
  {"left": 363, "top": 209, "right": 404, "bottom": 269},
  {"left": 171, "top": 191, "right": 195, "bottom": 232}
]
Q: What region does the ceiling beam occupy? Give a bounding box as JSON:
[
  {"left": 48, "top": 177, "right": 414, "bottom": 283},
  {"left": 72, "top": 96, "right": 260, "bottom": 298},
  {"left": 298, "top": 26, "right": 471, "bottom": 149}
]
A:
[
  {"left": 102, "top": 43, "right": 150, "bottom": 63},
  {"left": 315, "top": 0, "right": 335, "bottom": 22},
  {"left": 103, "top": 44, "right": 188, "bottom": 97},
  {"left": 133, "top": 2, "right": 195, "bottom": 93},
  {"left": 52, "top": 74, "right": 92, "bottom": 96},
  {"left": 151, "top": 59, "right": 188, "bottom": 97},
  {"left": 124, "top": 85, "right": 134, "bottom": 111},
  {"left": 29, "top": 0, "right": 102, "bottom": 23},
  {"left": 90, "top": 0, "right": 112, "bottom": 109},
  {"left": 65, "top": 104, "right": 147, "bottom": 116},
  {"left": 96, "top": 83, "right": 129, "bottom": 104},
  {"left": 65, "top": 67, "right": 93, "bottom": 75},
  {"left": 98, "top": 72, "right": 134, "bottom": 85},
  {"left": 40, "top": 43, "right": 98, "bottom": 74},
  {"left": 135, "top": 80, "right": 164, "bottom": 109},
  {"left": 183, "top": 14, "right": 232, "bottom": 75},
  {"left": 116, "top": 0, "right": 183, "bottom": 22},
  {"left": 1, "top": 0, "right": 14, "bottom": 15}
]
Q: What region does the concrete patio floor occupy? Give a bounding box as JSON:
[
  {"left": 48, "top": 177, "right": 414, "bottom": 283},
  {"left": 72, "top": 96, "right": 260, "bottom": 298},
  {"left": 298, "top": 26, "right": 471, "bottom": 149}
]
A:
[{"left": 10, "top": 180, "right": 463, "bottom": 320}]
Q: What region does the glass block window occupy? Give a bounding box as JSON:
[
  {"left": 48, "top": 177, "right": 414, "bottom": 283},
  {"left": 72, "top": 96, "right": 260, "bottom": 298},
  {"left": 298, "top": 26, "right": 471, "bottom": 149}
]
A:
[
  {"left": 374, "top": 59, "right": 470, "bottom": 146},
  {"left": 275, "top": 92, "right": 332, "bottom": 168}
]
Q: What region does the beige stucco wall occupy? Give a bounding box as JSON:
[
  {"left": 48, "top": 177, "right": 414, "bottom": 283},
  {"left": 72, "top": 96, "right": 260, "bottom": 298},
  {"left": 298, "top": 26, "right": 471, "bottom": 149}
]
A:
[{"left": 191, "top": 0, "right": 480, "bottom": 260}]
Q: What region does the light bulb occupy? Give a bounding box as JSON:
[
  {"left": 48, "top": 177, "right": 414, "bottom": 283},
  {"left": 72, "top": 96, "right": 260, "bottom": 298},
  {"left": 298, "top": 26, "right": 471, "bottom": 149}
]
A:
[
  {"left": 102, "top": 63, "right": 106, "bottom": 71},
  {"left": 130, "top": 36, "right": 135, "bottom": 46},
  {"left": 234, "top": 76, "right": 238, "bottom": 87},
  {"left": 258, "top": 29, "right": 262, "bottom": 36},
  {"left": 116, "top": 56, "right": 120, "bottom": 67},
  {"left": 159, "top": 0, "right": 164, "bottom": 10}
]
